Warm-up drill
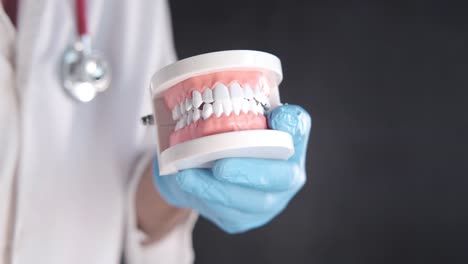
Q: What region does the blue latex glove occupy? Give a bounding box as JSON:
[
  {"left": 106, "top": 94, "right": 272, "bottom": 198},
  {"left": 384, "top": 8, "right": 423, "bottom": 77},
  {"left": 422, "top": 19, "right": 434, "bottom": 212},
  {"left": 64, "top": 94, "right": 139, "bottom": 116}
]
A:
[{"left": 154, "top": 104, "right": 311, "bottom": 234}]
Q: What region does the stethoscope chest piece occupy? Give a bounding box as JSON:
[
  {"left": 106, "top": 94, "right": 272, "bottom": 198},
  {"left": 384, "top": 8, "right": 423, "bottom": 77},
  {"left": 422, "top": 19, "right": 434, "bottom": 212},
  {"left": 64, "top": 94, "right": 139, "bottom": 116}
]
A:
[{"left": 61, "top": 38, "right": 111, "bottom": 102}]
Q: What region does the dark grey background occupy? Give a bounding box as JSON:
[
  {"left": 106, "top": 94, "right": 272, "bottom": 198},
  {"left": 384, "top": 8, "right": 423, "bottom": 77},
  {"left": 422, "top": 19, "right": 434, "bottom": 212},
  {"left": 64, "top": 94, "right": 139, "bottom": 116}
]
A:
[{"left": 170, "top": 1, "right": 468, "bottom": 263}]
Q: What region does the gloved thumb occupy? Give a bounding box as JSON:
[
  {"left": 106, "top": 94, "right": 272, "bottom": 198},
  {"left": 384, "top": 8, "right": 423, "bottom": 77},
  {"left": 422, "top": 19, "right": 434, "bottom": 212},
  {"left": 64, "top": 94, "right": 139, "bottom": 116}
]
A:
[{"left": 267, "top": 104, "right": 312, "bottom": 164}]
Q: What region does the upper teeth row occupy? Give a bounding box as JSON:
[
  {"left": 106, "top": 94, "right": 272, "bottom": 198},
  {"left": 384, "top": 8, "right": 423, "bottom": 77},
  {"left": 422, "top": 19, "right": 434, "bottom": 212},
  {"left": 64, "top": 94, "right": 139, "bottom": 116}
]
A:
[
  {"left": 171, "top": 82, "right": 269, "bottom": 121},
  {"left": 174, "top": 98, "right": 266, "bottom": 131}
]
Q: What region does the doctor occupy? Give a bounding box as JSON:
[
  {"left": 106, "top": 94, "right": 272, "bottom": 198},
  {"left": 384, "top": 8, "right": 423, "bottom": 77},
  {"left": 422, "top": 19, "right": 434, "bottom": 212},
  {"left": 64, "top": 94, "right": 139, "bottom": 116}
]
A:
[{"left": 0, "top": 0, "right": 311, "bottom": 263}]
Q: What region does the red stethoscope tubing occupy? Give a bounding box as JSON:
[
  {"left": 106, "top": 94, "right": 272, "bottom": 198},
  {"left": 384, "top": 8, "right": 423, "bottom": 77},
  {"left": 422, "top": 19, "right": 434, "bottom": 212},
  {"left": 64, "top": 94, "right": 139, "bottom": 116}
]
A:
[
  {"left": 75, "top": 0, "right": 88, "bottom": 36},
  {"left": 1, "top": 0, "right": 87, "bottom": 32},
  {"left": 2, "top": 0, "right": 18, "bottom": 27}
]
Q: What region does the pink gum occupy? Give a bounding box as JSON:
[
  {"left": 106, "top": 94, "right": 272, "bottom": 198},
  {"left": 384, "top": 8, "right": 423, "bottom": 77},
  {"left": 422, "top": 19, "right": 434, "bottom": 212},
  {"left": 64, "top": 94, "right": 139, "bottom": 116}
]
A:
[
  {"left": 164, "top": 70, "right": 271, "bottom": 110},
  {"left": 169, "top": 112, "right": 267, "bottom": 146}
]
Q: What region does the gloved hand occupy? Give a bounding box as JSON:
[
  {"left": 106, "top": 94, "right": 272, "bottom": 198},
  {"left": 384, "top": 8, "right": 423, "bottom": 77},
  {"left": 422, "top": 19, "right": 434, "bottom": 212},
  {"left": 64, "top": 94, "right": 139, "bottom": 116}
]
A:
[{"left": 154, "top": 104, "right": 311, "bottom": 234}]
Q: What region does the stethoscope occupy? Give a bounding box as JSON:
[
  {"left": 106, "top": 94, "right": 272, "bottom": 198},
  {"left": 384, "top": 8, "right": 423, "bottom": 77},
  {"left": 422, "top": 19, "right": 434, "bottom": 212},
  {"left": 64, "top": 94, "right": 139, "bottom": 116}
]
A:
[{"left": 60, "top": 0, "right": 111, "bottom": 102}]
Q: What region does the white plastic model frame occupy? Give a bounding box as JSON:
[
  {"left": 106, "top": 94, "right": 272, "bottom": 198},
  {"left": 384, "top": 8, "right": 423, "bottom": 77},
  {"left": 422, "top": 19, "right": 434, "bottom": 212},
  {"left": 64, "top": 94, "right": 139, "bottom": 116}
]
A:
[{"left": 150, "top": 50, "right": 294, "bottom": 175}]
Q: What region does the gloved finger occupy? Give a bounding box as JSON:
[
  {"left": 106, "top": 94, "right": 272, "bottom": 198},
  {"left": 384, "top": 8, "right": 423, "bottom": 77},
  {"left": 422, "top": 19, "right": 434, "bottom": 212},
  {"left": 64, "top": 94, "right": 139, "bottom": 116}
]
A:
[
  {"left": 154, "top": 161, "right": 213, "bottom": 209},
  {"left": 174, "top": 168, "right": 287, "bottom": 214},
  {"left": 156, "top": 179, "right": 270, "bottom": 234},
  {"left": 267, "top": 104, "right": 312, "bottom": 165},
  {"left": 212, "top": 158, "right": 303, "bottom": 192}
]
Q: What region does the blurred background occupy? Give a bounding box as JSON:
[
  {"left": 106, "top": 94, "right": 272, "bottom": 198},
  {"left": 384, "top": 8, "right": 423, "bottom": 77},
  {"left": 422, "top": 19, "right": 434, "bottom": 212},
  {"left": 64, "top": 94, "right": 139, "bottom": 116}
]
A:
[{"left": 170, "top": 0, "right": 468, "bottom": 263}]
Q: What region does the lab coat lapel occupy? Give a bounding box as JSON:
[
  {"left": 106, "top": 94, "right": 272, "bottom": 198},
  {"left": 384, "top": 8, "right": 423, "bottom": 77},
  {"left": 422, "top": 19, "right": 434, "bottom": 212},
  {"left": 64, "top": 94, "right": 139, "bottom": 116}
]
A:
[
  {"left": 15, "top": 0, "right": 74, "bottom": 98},
  {"left": 0, "top": 4, "right": 19, "bottom": 262}
]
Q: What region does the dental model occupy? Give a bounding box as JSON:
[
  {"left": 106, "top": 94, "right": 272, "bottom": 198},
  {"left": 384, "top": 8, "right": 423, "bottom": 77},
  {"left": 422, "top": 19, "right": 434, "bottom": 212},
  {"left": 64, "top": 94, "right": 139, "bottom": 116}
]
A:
[{"left": 150, "top": 50, "right": 294, "bottom": 175}]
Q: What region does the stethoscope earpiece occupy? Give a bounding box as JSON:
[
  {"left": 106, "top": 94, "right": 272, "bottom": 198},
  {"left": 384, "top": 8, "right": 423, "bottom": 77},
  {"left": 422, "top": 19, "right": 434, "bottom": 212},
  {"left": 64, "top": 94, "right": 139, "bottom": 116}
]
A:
[{"left": 60, "top": 0, "right": 111, "bottom": 103}]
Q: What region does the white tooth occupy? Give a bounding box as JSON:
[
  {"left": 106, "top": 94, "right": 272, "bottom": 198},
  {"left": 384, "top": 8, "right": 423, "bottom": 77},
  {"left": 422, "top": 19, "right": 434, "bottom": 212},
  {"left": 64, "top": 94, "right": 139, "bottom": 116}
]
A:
[
  {"left": 258, "top": 94, "right": 269, "bottom": 105},
  {"left": 185, "top": 98, "right": 193, "bottom": 111},
  {"left": 178, "top": 102, "right": 185, "bottom": 115},
  {"left": 213, "top": 83, "right": 229, "bottom": 101},
  {"left": 175, "top": 116, "right": 186, "bottom": 130},
  {"left": 202, "top": 88, "right": 214, "bottom": 103},
  {"left": 241, "top": 99, "right": 250, "bottom": 114},
  {"left": 257, "top": 104, "right": 265, "bottom": 115},
  {"left": 261, "top": 100, "right": 271, "bottom": 109},
  {"left": 249, "top": 100, "right": 258, "bottom": 114},
  {"left": 181, "top": 115, "right": 187, "bottom": 126},
  {"left": 175, "top": 119, "right": 183, "bottom": 131},
  {"left": 213, "top": 84, "right": 230, "bottom": 116},
  {"left": 253, "top": 85, "right": 263, "bottom": 102},
  {"left": 229, "top": 82, "right": 243, "bottom": 99},
  {"left": 232, "top": 99, "right": 242, "bottom": 115},
  {"left": 192, "top": 90, "right": 203, "bottom": 108},
  {"left": 213, "top": 101, "right": 223, "bottom": 117},
  {"left": 243, "top": 85, "right": 253, "bottom": 100},
  {"left": 222, "top": 101, "right": 232, "bottom": 116},
  {"left": 230, "top": 83, "right": 242, "bottom": 115},
  {"left": 261, "top": 81, "right": 271, "bottom": 95},
  {"left": 187, "top": 111, "right": 193, "bottom": 125},
  {"left": 253, "top": 85, "right": 269, "bottom": 109},
  {"left": 202, "top": 104, "right": 213, "bottom": 120},
  {"left": 172, "top": 106, "right": 180, "bottom": 121},
  {"left": 192, "top": 108, "right": 201, "bottom": 122}
]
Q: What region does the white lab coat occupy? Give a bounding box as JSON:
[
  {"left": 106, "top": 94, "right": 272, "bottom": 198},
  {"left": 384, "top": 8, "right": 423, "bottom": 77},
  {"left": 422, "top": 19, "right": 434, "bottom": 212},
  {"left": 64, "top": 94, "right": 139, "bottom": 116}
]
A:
[{"left": 0, "top": 1, "right": 196, "bottom": 263}]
